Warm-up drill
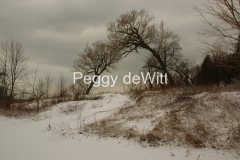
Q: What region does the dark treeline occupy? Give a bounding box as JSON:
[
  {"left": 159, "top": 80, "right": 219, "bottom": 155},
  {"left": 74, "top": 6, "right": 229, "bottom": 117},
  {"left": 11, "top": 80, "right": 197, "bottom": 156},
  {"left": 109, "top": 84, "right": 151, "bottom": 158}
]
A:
[{"left": 197, "top": 52, "right": 240, "bottom": 86}]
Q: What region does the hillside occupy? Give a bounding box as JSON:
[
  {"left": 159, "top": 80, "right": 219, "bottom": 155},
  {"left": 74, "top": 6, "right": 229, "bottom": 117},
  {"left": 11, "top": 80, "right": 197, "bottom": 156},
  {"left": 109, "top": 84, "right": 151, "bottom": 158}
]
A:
[{"left": 0, "top": 90, "right": 239, "bottom": 160}]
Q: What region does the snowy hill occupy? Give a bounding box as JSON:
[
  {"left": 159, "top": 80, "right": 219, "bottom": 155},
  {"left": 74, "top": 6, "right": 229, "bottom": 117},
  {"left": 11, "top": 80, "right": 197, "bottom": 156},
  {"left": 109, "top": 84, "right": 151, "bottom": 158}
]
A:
[{"left": 0, "top": 92, "right": 239, "bottom": 160}]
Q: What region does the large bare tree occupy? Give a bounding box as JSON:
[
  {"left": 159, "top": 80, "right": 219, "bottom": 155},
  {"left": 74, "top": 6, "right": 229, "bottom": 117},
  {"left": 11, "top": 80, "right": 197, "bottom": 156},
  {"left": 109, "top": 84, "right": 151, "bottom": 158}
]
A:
[
  {"left": 107, "top": 10, "right": 181, "bottom": 85},
  {"left": 194, "top": 0, "right": 240, "bottom": 50},
  {"left": 0, "top": 39, "right": 28, "bottom": 108},
  {"left": 73, "top": 41, "right": 122, "bottom": 94},
  {"left": 195, "top": 0, "right": 240, "bottom": 72}
]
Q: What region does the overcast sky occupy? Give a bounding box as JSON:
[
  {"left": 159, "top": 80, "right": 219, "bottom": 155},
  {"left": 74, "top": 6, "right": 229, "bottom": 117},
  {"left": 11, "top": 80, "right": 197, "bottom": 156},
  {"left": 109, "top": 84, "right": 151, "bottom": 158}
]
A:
[{"left": 0, "top": 0, "right": 212, "bottom": 93}]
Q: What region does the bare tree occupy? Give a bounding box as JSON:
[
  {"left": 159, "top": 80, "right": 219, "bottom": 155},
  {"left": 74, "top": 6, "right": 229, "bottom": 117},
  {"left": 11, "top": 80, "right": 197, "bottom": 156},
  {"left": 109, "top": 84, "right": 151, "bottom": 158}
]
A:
[
  {"left": 55, "top": 74, "right": 68, "bottom": 102},
  {"left": 194, "top": 1, "right": 240, "bottom": 80},
  {"left": 107, "top": 10, "right": 181, "bottom": 86},
  {"left": 205, "top": 40, "right": 240, "bottom": 73},
  {"left": 140, "top": 67, "right": 155, "bottom": 90},
  {"left": 170, "top": 58, "right": 198, "bottom": 85},
  {"left": 194, "top": 0, "right": 240, "bottom": 51},
  {"left": 44, "top": 75, "right": 52, "bottom": 98},
  {"left": 0, "top": 39, "right": 28, "bottom": 108},
  {"left": 0, "top": 72, "right": 4, "bottom": 104},
  {"left": 69, "top": 82, "right": 86, "bottom": 100},
  {"left": 27, "top": 66, "right": 45, "bottom": 113},
  {"left": 73, "top": 40, "right": 122, "bottom": 94}
]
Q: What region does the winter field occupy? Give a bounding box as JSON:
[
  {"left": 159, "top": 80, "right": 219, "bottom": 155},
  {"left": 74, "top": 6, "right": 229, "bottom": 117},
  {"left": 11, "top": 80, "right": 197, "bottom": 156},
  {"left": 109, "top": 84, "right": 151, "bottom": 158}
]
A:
[{"left": 0, "top": 88, "right": 240, "bottom": 160}]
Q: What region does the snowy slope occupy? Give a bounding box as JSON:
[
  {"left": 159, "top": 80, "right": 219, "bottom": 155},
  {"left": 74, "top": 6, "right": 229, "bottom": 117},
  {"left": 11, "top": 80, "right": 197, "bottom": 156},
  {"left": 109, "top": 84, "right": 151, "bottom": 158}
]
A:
[{"left": 0, "top": 93, "right": 239, "bottom": 160}]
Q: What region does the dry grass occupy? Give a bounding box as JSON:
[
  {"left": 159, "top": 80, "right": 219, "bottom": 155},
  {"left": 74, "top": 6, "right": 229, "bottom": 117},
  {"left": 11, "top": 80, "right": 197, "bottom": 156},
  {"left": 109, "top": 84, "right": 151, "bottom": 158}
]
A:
[
  {"left": 78, "top": 95, "right": 103, "bottom": 101},
  {"left": 0, "top": 94, "right": 103, "bottom": 118},
  {"left": 84, "top": 117, "right": 123, "bottom": 138},
  {"left": 117, "top": 105, "right": 136, "bottom": 115},
  {"left": 62, "top": 86, "right": 240, "bottom": 151},
  {"left": 185, "top": 132, "right": 204, "bottom": 148},
  {"left": 139, "top": 132, "right": 161, "bottom": 146},
  {"left": 52, "top": 122, "right": 75, "bottom": 139},
  {"left": 1, "top": 100, "right": 55, "bottom": 117}
]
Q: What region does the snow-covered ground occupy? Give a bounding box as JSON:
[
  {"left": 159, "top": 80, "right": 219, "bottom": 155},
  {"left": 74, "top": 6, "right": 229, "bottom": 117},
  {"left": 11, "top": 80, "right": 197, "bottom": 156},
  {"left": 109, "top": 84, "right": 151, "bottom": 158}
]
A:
[{"left": 0, "top": 93, "right": 239, "bottom": 160}]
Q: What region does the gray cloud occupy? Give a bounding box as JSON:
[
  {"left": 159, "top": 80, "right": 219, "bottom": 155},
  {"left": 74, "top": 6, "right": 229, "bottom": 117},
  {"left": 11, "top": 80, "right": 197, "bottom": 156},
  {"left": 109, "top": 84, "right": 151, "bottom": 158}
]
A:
[{"left": 0, "top": 0, "right": 212, "bottom": 92}]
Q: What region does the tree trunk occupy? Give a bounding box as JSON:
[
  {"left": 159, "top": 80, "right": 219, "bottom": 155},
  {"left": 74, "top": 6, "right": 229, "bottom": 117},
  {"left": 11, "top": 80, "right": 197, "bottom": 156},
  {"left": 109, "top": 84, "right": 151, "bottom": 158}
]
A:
[
  {"left": 166, "top": 71, "right": 176, "bottom": 86},
  {"left": 85, "top": 82, "right": 94, "bottom": 95},
  {"left": 85, "top": 76, "right": 98, "bottom": 95}
]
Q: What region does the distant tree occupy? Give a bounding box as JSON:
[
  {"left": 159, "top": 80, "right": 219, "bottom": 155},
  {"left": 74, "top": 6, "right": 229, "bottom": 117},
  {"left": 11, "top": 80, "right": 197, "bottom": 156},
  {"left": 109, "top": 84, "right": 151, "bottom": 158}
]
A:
[
  {"left": 0, "top": 39, "right": 28, "bottom": 108},
  {"left": 55, "top": 74, "right": 68, "bottom": 102},
  {"left": 197, "top": 55, "right": 215, "bottom": 85},
  {"left": 0, "top": 71, "right": 4, "bottom": 104},
  {"left": 27, "top": 66, "right": 45, "bottom": 113},
  {"left": 227, "top": 52, "right": 240, "bottom": 78},
  {"left": 44, "top": 75, "right": 52, "bottom": 98},
  {"left": 197, "top": 41, "right": 239, "bottom": 85},
  {"left": 73, "top": 41, "right": 122, "bottom": 94},
  {"left": 197, "top": 54, "right": 234, "bottom": 85},
  {"left": 141, "top": 67, "right": 155, "bottom": 90},
  {"left": 170, "top": 59, "right": 198, "bottom": 86},
  {"left": 107, "top": 10, "right": 182, "bottom": 86},
  {"left": 69, "top": 80, "right": 87, "bottom": 100}
]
